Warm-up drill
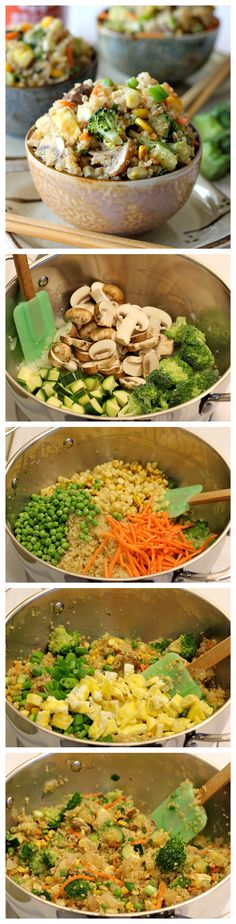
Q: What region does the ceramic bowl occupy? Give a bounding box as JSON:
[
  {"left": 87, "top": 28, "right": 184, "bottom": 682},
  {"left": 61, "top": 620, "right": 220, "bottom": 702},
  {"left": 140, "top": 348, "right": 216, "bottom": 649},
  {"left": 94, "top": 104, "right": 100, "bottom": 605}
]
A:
[
  {"left": 6, "top": 51, "right": 97, "bottom": 137},
  {"left": 97, "top": 15, "right": 219, "bottom": 84},
  {"left": 25, "top": 130, "right": 201, "bottom": 235}
]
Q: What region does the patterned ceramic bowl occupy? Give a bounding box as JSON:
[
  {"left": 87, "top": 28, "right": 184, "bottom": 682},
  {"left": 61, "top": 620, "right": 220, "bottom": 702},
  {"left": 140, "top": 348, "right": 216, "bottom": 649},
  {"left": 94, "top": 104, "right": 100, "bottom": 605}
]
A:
[
  {"left": 97, "top": 15, "right": 219, "bottom": 83},
  {"left": 6, "top": 51, "right": 97, "bottom": 137},
  {"left": 25, "top": 130, "right": 201, "bottom": 235}
]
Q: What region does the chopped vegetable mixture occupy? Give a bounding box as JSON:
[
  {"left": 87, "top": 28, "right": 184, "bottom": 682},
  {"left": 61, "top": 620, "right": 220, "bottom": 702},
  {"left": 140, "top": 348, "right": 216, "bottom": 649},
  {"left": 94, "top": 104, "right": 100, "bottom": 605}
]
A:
[
  {"left": 28, "top": 71, "right": 198, "bottom": 180},
  {"left": 6, "top": 16, "right": 94, "bottom": 88},
  {"left": 101, "top": 6, "right": 218, "bottom": 37},
  {"left": 6, "top": 625, "right": 227, "bottom": 742},
  {"left": 6, "top": 785, "right": 230, "bottom": 913},
  {"left": 11, "top": 459, "right": 217, "bottom": 577}
]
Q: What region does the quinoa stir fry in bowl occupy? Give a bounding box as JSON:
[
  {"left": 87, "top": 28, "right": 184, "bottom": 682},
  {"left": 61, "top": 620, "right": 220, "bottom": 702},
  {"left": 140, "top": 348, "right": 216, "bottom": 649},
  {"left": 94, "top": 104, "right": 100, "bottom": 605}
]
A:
[
  {"left": 27, "top": 71, "right": 198, "bottom": 180},
  {"left": 6, "top": 623, "right": 227, "bottom": 743},
  {"left": 102, "top": 6, "right": 219, "bottom": 37},
  {"left": 6, "top": 782, "right": 230, "bottom": 914},
  {"left": 6, "top": 16, "right": 94, "bottom": 88}
]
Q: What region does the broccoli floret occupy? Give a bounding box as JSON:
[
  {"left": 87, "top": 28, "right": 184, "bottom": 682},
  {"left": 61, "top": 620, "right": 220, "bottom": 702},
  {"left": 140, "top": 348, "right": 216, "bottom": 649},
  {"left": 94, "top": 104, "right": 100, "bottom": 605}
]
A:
[
  {"left": 64, "top": 879, "right": 92, "bottom": 899},
  {"left": 191, "top": 368, "right": 219, "bottom": 397},
  {"left": 48, "top": 625, "right": 81, "bottom": 655},
  {"left": 28, "top": 847, "right": 57, "bottom": 875},
  {"left": 44, "top": 806, "right": 65, "bottom": 830},
  {"left": 148, "top": 357, "right": 193, "bottom": 390},
  {"left": 168, "top": 633, "right": 198, "bottom": 662},
  {"left": 65, "top": 792, "right": 82, "bottom": 812},
  {"left": 195, "top": 105, "right": 230, "bottom": 181},
  {"left": 32, "top": 888, "right": 52, "bottom": 901},
  {"left": 179, "top": 328, "right": 215, "bottom": 370},
  {"left": 181, "top": 519, "right": 212, "bottom": 551},
  {"left": 165, "top": 316, "right": 187, "bottom": 343},
  {"left": 87, "top": 106, "right": 123, "bottom": 146},
  {"left": 156, "top": 836, "right": 186, "bottom": 872},
  {"left": 118, "top": 383, "right": 168, "bottom": 417},
  {"left": 151, "top": 638, "right": 171, "bottom": 654},
  {"left": 169, "top": 874, "right": 191, "bottom": 889},
  {"left": 195, "top": 309, "right": 230, "bottom": 354},
  {"left": 168, "top": 381, "right": 195, "bottom": 408},
  {"left": 18, "top": 843, "right": 34, "bottom": 864},
  {"left": 6, "top": 834, "right": 20, "bottom": 852}
]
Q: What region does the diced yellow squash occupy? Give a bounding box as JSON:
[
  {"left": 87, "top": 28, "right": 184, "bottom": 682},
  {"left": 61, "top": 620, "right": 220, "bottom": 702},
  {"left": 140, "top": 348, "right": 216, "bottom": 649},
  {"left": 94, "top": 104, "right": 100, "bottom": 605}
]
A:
[
  {"left": 45, "top": 696, "right": 68, "bottom": 714},
  {"left": 36, "top": 710, "right": 51, "bottom": 728},
  {"left": 12, "top": 45, "right": 34, "bottom": 68},
  {"left": 51, "top": 713, "right": 73, "bottom": 731},
  {"left": 26, "top": 693, "right": 43, "bottom": 707}
]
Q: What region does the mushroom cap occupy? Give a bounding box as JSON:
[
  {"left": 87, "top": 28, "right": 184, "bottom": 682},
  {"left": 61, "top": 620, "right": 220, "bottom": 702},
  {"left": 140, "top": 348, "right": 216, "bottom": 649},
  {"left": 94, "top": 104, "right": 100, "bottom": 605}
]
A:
[
  {"left": 157, "top": 334, "right": 174, "bottom": 357},
  {"left": 122, "top": 355, "right": 143, "bottom": 377},
  {"left": 89, "top": 339, "right": 117, "bottom": 361},
  {"left": 90, "top": 327, "right": 116, "bottom": 342},
  {"left": 79, "top": 321, "right": 99, "bottom": 339},
  {"left": 94, "top": 300, "right": 118, "bottom": 327},
  {"left": 119, "top": 375, "right": 146, "bottom": 390},
  {"left": 142, "top": 349, "right": 160, "bottom": 377},
  {"left": 103, "top": 284, "right": 124, "bottom": 305},
  {"left": 116, "top": 304, "right": 149, "bottom": 346},
  {"left": 79, "top": 360, "right": 100, "bottom": 374},
  {"left": 49, "top": 342, "right": 72, "bottom": 365},
  {"left": 139, "top": 335, "right": 159, "bottom": 352},
  {"left": 74, "top": 349, "right": 91, "bottom": 362},
  {"left": 130, "top": 329, "right": 150, "bottom": 343},
  {"left": 90, "top": 281, "right": 111, "bottom": 305},
  {"left": 144, "top": 306, "right": 172, "bottom": 334},
  {"left": 70, "top": 285, "right": 91, "bottom": 307},
  {"left": 61, "top": 335, "right": 89, "bottom": 349},
  {"left": 64, "top": 305, "right": 94, "bottom": 327}
]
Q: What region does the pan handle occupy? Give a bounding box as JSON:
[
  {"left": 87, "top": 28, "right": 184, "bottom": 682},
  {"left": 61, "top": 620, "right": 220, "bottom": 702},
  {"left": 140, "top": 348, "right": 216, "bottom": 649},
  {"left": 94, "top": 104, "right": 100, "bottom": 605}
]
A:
[
  {"left": 173, "top": 566, "right": 231, "bottom": 583},
  {"left": 185, "top": 732, "right": 230, "bottom": 746},
  {"left": 200, "top": 392, "right": 231, "bottom": 415}
]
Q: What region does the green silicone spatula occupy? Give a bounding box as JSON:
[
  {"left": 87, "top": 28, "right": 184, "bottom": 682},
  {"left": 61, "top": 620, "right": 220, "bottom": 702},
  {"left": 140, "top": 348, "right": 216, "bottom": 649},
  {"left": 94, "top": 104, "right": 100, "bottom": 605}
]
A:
[
  {"left": 151, "top": 763, "right": 230, "bottom": 843},
  {"left": 143, "top": 637, "right": 230, "bottom": 700},
  {"left": 155, "top": 484, "right": 230, "bottom": 519},
  {"left": 13, "top": 255, "right": 56, "bottom": 362}
]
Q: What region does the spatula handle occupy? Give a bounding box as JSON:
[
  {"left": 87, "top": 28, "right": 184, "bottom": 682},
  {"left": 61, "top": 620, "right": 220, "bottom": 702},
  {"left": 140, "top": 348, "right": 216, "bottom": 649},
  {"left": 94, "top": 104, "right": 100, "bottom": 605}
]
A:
[
  {"left": 198, "top": 763, "right": 230, "bottom": 806},
  {"left": 189, "top": 637, "right": 230, "bottom": 674},
  {"left": 13, "top": 255, "right": 35, "bottom": 301},
  {"left": 190, "top": 489, "right": 230, "bottom": 506}
]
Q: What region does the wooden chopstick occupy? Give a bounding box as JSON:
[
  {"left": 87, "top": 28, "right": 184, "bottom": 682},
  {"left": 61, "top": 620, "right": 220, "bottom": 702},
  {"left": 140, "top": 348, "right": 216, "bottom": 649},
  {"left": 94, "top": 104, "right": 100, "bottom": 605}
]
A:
[
  {"left": 6, "top": 213, "right": 166, "bottom": 250},
  {"left": 190, "top": 637, "right": 230, "bottom": 675},
  {"left": 198, "top": 763, "right": 230, "bottom": 806},
  {"left": 181, "top": 52, "right": 230, "bottom": 118},
  {"left": 190, "top": 488, "right": 230, "bottom": 506}
]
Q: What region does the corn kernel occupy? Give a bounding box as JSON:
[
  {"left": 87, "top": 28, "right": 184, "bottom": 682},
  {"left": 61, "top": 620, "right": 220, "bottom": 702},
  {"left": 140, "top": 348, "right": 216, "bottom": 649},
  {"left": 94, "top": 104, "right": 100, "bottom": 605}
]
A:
[
  {"left": 41, "top": 16, "right": 53, "bottom": 27},
  {"left": 135, "top": 118, "right": 154, "bottom": 135},
  {"left": 166, "top": 94, "right": 183, "bottom": 113},
  {"left": 133, "top": 108, "right": 149, "bottom": 118},
  {"left": 138, "top": 145, "right": 147, "bottom": 160}
]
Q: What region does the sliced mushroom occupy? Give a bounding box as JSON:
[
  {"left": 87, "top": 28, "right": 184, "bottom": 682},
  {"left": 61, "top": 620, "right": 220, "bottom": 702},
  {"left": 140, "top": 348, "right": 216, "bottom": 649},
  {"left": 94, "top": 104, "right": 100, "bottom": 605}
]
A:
[
  {"left": 157, "top": 334, "right": 174, "bottom": 357},
  {"left": 90, "top": 327, "right": 116, "bottom": 342},
  {"left": 144, "top": 306, "right": 172, "bottom": 336},
  {"left": 91, "top": 281, "right": 112, "bottom": 304},
  {"left": 100, "top": 359, "right": 121, "bottom": 376},
  {"left": 94, "top": 300, "right": 118, "bottom": 328},
  {"left": 89, "top": 340, "right": 117, "bottom": 361},
  {"left": 61, "top": 335, "right": 89, "bottom": 349},
  {"left": 122, "top": 355, "right": 143, "bottom": 377},
  {"left": 116, "top": 305, "right": 149, "bottom": 346},
  {"left": 79, "top": 360, "right": 100, "bottom": 374},
  {"left": 103, "top": 284, "right": 124, "bottom": 304},
  {"left": 49, "top": 342, "right": 72, "bottom": 366},
  {"left": 119, "top": 375, "right": 146, "bottom": 390},
  {"left": 64, "top": 305, "right": 94, "bottom": 327},
  {"left": 131, "top": 329, "right": 150, "bottom": 343},
  {"left": 139, "top": 335, "right": 159, "bottom": 352},
  {"left": 70, "top": 285, "right": 91, "bottom": 307},
  {"left": 108, "top": 139, "right": 136, "bottom": 178},
  {"left": 79, "top": 320, "right": 99, "bottom": 339},
  {"left": 68, "top": 323, "right": 79, "bottom": 338},
  {"left": 142, "top": 350, "right": 160, "bottom": 377},
  {"left": 74, "top": 349, "right": 91, "bottom": 363}
]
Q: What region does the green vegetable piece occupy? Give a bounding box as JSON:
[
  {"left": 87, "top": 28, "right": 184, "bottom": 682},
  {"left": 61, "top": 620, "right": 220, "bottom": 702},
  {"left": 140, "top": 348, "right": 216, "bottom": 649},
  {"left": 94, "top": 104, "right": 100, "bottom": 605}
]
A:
[
  {"left": 127, "top": 77, "right": 138, "bottom": 88},
  {"left": 156, "top": 836, "right": 186, "bottom": 872},
  {"left": 147, "top": 84, "right": 169, "bottom": 101}
]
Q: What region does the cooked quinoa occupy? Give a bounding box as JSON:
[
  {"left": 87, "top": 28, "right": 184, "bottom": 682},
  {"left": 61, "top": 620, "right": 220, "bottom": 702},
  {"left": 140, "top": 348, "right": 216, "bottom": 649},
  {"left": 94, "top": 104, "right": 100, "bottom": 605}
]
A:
[
  {"left": 6, "top": 16, "right": 94, "bottom": 88},
  {"left": 6, "top": 786, "right": 230, "bottom": 914},
  {"left": 6, "top": 626, "right": 227, "bottom": 743}
]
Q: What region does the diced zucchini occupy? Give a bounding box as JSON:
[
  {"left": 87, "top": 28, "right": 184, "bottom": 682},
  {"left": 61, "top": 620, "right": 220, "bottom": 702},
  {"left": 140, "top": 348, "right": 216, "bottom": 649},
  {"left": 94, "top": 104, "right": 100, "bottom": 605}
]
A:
[
  {"left": 71, "top": 403, "right": 85, "bottom": 414},
  {"left": 48, "top": 368, "right": 61, "bottom": 382},
  {"left": 91, "top": 386, "right": 104, "bottom": 400},
  {"left": 77, "top": 393, "right": 90, "bottom": 407},
  {"left": 38, "top": 367, "right": 49, "bottom": 379},
  {"left": 105, "top": 397, "right": 120, "bottom": 417},
  {"left": 35, "top": 388, "right": 46, "bottom": 402},
  {"left": 46, "top": 396, "right": 63, "bottom": 407},
  {"left": 17, "top": 366, "right": 43, "bottom": 393},
  {"left": 69, "top": 381, "right": 86, "bottom": 396},
  {"left": 63, "top": 395, "right": 74, "bottom": 409},
  {"left": 42, "top": 383, "right": 55, "bottom": 399},
  {"left": 102, "top": 375, "right": 118, "bottom": 394},
  {"left": 86, "top": 398, "right": 104, "bottom": 416},
  {"left": 102, "top": 826, "right": 125, "bottom": 846},
  {"left": 85, "top": 376, "right": 102, "bottom": 392},
  {"left": 114, "top": 389, "right": 129, "bottom": 408},
  {"left": 61, "top": 371, "right": 78, "bottom": 386},
  {"left": 122, "top": 844, "right": 136, "bottom": 859}
]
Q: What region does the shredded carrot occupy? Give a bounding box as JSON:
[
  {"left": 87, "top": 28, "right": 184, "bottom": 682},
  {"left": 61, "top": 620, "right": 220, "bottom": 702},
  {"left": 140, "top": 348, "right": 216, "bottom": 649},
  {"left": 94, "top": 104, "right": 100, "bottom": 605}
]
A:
[
  {"left": 82, "top": 505, "right": 217, "bottom": 579},
  {"left": 66, "top": 45, "right": 74, "bottom": 68},
  {"left": 155, "top": 881, "right": 166, "bottom": 909},
  {"left": 83, "top": 866, "right": 123, "bottom": 885},
  {"left": 105, "top": 794, "right": 126, "bottom": 809},
  {"left": 67, "top": 829, "right": 81, "bottom": 837},
  {"left": 58, "top": 99, "right": 76, "bottom": 109},
  {"left": 57, "top": 874, "right": 95, "bottom": 897},
  {"left": 130, "top": 838, "right": 147, "bottom": 845},
  {"left": 6, "top": 30, "right": 19, "bottom": 39},
  {"left": 83, "top": 792, "right": 103, "bottom": 797}
]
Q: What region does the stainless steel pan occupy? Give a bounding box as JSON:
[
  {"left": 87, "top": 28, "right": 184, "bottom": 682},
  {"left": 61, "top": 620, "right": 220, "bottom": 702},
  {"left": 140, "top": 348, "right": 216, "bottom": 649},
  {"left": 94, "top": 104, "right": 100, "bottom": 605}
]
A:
[
  {"left": 6, "top": 426, "right": 230, "bottom": 582},
  {"left": 6, "top": 752, "right": 230, "bottom": 918},
  {"left": 6, "top": 587, "right": 230, "bottom": 748},
  {"left": 6, "top": 253, "right": 230, "bottom": 422}
]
